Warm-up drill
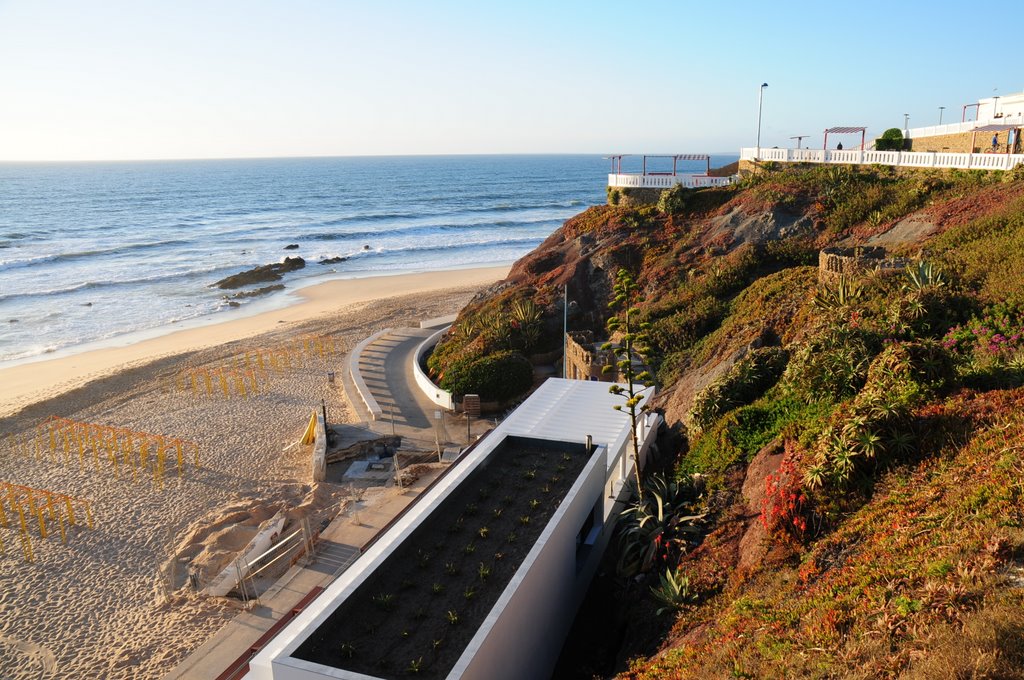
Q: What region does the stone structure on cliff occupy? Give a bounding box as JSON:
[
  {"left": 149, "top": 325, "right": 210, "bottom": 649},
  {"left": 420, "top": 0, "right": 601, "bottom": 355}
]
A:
[{"left": 817, "top": 246, "right": 907, "bottom": 284}]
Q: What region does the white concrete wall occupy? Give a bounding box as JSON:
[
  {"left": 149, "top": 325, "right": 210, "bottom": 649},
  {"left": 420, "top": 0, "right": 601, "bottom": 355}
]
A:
[
  {"left": 412, "top": 328, "right": 455, "bottom": 410},
  {"left": 347, "top": 328, "right": 391, "bottom": 421},
  {"left": 451, "top": 443, "right": 608, "bottom": 680}
]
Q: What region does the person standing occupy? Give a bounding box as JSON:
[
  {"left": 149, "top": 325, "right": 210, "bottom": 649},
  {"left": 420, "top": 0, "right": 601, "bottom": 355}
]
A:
[{"left": 992, "top": 132, "right": 999, "bottom": 152}]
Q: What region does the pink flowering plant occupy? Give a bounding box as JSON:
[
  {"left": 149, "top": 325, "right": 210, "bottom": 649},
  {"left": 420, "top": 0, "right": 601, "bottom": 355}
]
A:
[{"left": 942, "top": 303, "right": 1024, "bottom": 365}]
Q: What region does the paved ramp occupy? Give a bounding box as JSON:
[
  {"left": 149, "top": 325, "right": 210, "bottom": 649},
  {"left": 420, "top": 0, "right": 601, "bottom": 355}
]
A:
[{"left": 357, "top": 328, "right": 438, "bottom": 434}]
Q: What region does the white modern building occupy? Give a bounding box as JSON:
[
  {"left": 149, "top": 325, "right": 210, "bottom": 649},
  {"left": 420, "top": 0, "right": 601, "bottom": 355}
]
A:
[{"left": 246, "top": 378, "right": 660, "bottom": 680}]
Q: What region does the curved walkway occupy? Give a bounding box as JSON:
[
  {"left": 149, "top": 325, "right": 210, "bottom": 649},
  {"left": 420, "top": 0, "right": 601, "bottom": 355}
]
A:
[{"left": 354, "top": 328, "right": 440, "bottom": 438}]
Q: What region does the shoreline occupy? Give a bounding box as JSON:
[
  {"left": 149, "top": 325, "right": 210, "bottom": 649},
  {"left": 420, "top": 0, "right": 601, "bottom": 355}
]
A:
[{"left": 0, "top": 264, "right": 509, "bottom": 416}]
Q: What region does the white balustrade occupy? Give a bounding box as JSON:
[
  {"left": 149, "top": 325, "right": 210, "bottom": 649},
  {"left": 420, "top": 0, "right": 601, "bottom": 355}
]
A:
[
  {"left": 739, "top": 147, "right": 1024, "bottom": 172},
  {"left": 607, "top": 173, "right": 734, "bottom": 189}
]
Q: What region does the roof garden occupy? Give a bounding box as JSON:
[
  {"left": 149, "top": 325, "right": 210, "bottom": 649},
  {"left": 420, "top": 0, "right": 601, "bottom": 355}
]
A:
[{"left": 292, "top": 435, "right": 595, "bottom": 679}]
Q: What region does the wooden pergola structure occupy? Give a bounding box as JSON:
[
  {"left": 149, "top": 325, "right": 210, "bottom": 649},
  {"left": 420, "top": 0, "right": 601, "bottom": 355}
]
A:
[
  {"left": 822, "top": 126, "right": 866, "bottom": 150},
  {"left": 606, "top": 154, "right": 712, "bottom": 176}
]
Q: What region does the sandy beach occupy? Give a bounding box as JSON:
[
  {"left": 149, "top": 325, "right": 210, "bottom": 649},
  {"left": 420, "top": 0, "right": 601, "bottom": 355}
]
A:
[{"left": 0, "top": 265, "right": 507, "bottom": 680}]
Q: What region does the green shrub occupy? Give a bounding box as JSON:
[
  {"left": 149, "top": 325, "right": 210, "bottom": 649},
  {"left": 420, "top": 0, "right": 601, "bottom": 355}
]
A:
[
  {"left": 687, "top": 347, "right": 789, "bottom": 436},
  {"left": 874, "top": 128, "right": 904, "bottom": 151},
  {"left": 657, "top": 185, "right": 688, "bottom": 215},
  {"left": 607, "top": 187, "right": 621, "bottom": 206},
  {"left": 440, "top": 350, "right": 533, "bottom": 402},
  {"left": 682, "top": 393, "right": 831, "bottom": 484},
  {"left": 783, "top": 325, "right": 877, "bottom": 402},
  {"left": 804, "top": 340, "right": 954, "bottom": 491}
]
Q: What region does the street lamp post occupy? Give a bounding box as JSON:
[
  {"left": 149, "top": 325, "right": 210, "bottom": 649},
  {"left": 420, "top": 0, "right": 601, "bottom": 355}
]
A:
[
  {"left": 756, "top": 82, "right": 768, "bottom": 159},
  {"left": 903, "top": 113, "right": 909, "bottom": 137},
  {"left": 938, "top": 106, "right": 945, "bottom": 125}
]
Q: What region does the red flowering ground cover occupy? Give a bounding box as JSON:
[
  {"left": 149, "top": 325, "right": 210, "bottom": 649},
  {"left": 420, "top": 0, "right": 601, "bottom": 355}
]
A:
[{"left": 622, "top": 389, "right": 1024, "bottom": 679}]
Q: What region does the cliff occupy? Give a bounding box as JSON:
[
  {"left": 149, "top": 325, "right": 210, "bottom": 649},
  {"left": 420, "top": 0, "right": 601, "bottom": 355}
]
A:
[{"left": 434, "top": 163, "right": 1024, "bottom": 678}]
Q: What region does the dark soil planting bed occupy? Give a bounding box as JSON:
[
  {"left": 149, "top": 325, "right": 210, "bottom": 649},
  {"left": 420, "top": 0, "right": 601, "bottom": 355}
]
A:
[{"left": 294, "top": 435, "right": 594, "bottom": 679}]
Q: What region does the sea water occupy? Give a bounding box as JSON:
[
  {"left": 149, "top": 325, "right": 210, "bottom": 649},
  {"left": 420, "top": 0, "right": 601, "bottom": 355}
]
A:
[{"left": 0, "top": 154, "right": 737, "bottom": 363}]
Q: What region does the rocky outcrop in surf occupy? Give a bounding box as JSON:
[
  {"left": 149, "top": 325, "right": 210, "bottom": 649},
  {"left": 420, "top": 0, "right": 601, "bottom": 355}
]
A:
[{"left": 213, "top": 257, "right": 305, "bottom": 289}]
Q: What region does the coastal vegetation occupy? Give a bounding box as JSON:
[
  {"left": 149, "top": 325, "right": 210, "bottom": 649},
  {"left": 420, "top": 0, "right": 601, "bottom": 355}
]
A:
[{"left": 434, "top": 163, "right": 1024, "bottom": 677}]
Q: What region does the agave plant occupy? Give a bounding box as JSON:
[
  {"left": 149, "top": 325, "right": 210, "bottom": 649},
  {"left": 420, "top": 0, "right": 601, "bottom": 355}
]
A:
[
  {"left": 813, "top": 275, "right": 862, "bottom": 311},
  {"left": 650, "top": 568, "right": 694, "bottom": 615},
  {"left": 616, "top": 474, "right": 705, "bottom": 577},
  {"left": 904, "top": 260, "right": 945, "bottom": 291}
]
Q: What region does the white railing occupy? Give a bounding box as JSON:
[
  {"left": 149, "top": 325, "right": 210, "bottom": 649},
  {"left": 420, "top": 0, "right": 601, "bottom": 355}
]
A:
[
  {"left": 607, "top": 173, "right": 735, "bottom": 189},
  {"left": 412, "top": 327, "right": 455, "bottom": 411},
  {"left": 739, "top": 147, "right": 1024, "bottom": 171}
]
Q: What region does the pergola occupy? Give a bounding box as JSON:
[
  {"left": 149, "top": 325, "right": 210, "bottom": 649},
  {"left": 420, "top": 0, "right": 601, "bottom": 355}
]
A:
[
  {"left": 822, "top": 126, "right": 866, "bottom": 150},
  {"left": 971, "top": 123, "right": 1020, "bottom": 154},
  {"left": 605, "top": 154, "right": 711, "bottom": 176}
]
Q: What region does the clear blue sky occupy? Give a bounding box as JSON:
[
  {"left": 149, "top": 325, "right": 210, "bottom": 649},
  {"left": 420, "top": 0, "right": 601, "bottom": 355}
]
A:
[{"left": 0, "top": 0, "right": 1017, "bottom": 161}]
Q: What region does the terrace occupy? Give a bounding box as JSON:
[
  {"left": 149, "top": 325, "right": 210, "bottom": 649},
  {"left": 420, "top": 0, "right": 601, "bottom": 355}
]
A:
[{"left": 606, "top": 154, "right": 735, "bottom": 189}]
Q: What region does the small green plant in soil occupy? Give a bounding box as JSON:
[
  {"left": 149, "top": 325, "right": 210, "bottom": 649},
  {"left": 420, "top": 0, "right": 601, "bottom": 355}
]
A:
[
  {"left": 529, "top": 499, "right": 541, "bottom": 510},
  {"left": 463, "top": 542, "right": 476, "bottom": 555},
  {"left": 492, "top": 508, "right": 503, "bottom": 519},
  {"left": 541, "top": 485, "right": 551, "bottom": 494},
  {"left": 523, "top": 469, "right": 536, "bottom": 480},
  {"left": 407, "top": 657, "right": 423, "bottom": 674},
  {"left": 463, "top": 503, "right": 478, "bottom": 516},
  {"left": 478, "top": 563, "right": 491, "bottom": 581},
  {"left": 506, "top": 531, "right": 517, "bottom": 543},
  {"left": 463, "top": 586, "right": 476, "bottom": 600},
  {"left": 372, "top": 593, "right": 394, "bottom": 610},
  {"left": 432, "top": 639, "right": 444, "bottom": 651},
  {"left": 444, "top": 561, "right": 458, "bottom": 575},
  {"left": 431, "top": 583, "right": 444, "bottom": 595},
  {"left": 519, "top": 515, "right": 530, "bottom": 525},
  {"left": 477, "top": 526, "right": 490, "bottom": 539},
  {"left": 339, "top": 642, "right": 356, "bottom": 659},
  {"left": 446, "top": 610, "right": 459, "bottom": 625}
]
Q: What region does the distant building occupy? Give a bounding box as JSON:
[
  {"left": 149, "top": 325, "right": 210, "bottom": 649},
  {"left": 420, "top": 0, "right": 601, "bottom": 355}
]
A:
[{"left": 977, "top": 92, "right": 1024, "bottom": 122}]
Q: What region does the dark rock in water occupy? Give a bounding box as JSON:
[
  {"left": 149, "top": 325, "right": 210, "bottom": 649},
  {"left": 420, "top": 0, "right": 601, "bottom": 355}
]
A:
[
  {"left": 227, "top": 301, "right": 241, "bottom": 308},
  {"left": 8, "top": 319, "right": 17, "bottom": 323},
  {"left": 82, "top": 302, "right": 93, "bottom": 307},
  {"left": 284, "top": 244, "right": 299, "bottom": 250},
  {"left": 213, "top": 257, "right": 305, "bottom": 289},
  {"left": 225, "top": 284, "right": 285, "bottom": 299},
  {"left": 362, "top": 244, "right": 370, "bottom": 250},
  {"left": 319, "top": 256, "right": 348, "bottom": 265}
]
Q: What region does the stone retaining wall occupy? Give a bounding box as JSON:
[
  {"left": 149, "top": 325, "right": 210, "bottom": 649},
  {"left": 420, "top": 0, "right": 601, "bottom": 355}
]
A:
[{"left": 910, "top": 130, "right": 1020, "bottom": 154}]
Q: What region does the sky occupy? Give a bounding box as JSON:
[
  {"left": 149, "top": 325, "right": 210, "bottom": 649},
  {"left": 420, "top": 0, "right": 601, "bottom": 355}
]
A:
[{"left": 0, "top": 0, "right": 1019, "bottom": 161}]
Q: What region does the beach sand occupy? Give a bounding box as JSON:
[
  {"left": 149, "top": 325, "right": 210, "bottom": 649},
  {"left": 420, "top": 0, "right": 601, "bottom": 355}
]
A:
[{"left": 0, "top": 266, "right": 507, "bottom": 680}]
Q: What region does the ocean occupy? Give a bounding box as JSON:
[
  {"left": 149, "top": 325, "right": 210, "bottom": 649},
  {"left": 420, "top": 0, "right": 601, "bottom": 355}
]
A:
[{"left": 0, "top": 154, "right": 737, "bottom": 363}]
